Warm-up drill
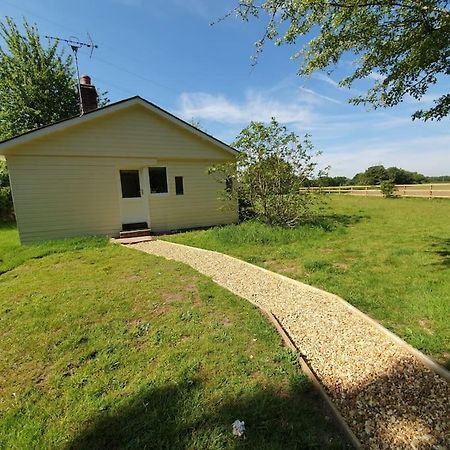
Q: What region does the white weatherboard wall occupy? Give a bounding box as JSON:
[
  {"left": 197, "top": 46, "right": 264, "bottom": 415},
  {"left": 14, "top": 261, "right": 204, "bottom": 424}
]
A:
[
  {"left": 7, "top": 156, "right": 121, "bottom": 243},
  {"left": 147, "top": 160, "right": 235, "bottom": 232},
  {"left": 4, "top": 104, "right": 237, "bottom": 243}
]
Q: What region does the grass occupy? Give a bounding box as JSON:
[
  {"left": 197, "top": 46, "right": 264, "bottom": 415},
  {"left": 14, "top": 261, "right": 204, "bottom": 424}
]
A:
[
  {"left": 0, "top": 223, "right": 109, "bottom": 274},
  {"left": 165, "top": 196, "right": 450, "bottom": 368},
  {"left": 0, "top": 226, "right": 347, "bottom": 449}
]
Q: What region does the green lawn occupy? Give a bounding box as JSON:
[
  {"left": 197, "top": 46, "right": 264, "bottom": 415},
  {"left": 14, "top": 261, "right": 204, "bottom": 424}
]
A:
[
  {"left": 165, "top": 196, "right": 450, "bottom": 367},
  {"left": 0, "top": 226, "right": 347, "bottom": 449}
]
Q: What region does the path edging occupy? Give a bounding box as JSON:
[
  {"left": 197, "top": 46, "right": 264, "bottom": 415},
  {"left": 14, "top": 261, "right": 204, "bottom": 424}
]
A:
[{"left": 265, "top": 310, "right": 362, "bottom": 449}]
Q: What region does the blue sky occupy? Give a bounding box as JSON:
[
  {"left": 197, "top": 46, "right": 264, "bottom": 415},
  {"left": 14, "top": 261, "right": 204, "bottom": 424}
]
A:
[{"left": 2, "top": 0, "right": 449, "bottom": 176}]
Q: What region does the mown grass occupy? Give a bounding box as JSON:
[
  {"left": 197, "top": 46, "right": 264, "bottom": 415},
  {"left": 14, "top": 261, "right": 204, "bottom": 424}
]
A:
[
  {"left": 0, "top": 223, "right": 109, "bottom": 274},
  {"left": 165, "top": 196, "right": 450, "bottom": 367},
  {"left": 0, "top": 228, "right": 347, "bottom": 449}
]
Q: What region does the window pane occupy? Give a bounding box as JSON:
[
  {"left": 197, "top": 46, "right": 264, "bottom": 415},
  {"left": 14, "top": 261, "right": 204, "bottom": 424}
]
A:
[
  {"left": 175, "top": 176, "right": 184, "bottom": 195},
  {"left": 149, "top": 167, "right": 168, "bottom": 193},
  {"left": 120, "top": 170, "right": 141, "bottom": 198}
]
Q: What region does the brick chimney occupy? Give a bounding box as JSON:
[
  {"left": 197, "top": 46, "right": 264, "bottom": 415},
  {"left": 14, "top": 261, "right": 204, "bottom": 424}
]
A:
[{"left": 79, "top": 75, "right": 98, "bottom": 113}]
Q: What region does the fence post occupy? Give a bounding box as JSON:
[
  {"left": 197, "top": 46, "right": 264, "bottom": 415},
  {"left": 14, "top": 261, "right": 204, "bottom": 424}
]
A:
[
  {"left": 365, "top": 186, "right": 368, "bottom": 196},
  {"left": 403, "top": 185, "right": 406, "bottom": 196}
]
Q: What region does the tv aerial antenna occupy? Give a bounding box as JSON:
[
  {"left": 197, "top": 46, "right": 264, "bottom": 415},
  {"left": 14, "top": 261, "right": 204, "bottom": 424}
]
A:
[{"left": 45, "top": 34, "right": 98, "bottom": 114}]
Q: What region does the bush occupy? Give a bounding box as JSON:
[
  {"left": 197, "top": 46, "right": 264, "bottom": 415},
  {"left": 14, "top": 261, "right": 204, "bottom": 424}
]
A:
[
  {"left": 0, "top": 186, "right": 13, "bottom": 221},
  {"left": 380, "top": 180, "right": 397, "bottom": 198},
  {"left": 0, "top": 161, "right": 14, "bottom": 221},
  {"left": 211, "top": 118, "right": 325, "bottom": 227}
]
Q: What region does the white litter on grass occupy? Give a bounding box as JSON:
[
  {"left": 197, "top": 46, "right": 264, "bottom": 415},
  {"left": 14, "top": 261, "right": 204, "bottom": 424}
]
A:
[{"left": 232, "top": 419, "right": 245, "bottom": 437}]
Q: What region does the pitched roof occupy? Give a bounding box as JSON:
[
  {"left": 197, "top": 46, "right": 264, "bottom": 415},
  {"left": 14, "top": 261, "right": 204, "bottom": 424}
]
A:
[{"left": 0, "top": 96, "right": 238, "bottom": 156}]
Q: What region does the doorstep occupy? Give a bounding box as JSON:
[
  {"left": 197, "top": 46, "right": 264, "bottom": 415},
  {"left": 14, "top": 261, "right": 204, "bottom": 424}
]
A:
[{"left": 112, "top": 235, "right": 155, "bottom": 245}]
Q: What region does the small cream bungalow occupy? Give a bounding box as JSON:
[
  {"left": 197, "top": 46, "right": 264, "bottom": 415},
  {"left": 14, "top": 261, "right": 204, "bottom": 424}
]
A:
[{"left": 0, "top": 94, "right": 238, "bottom": 244}]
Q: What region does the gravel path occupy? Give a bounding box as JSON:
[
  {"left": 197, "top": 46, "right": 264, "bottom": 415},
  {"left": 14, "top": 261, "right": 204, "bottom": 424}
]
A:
[{"left": 131, "top": 240, "right": 449, "bottom": 449}]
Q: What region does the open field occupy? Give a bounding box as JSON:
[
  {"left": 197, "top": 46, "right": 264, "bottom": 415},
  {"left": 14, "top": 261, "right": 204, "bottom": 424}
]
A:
[
  {"left": 0, "top": 226, "right": 347, "bottom": 449},
  {"left": 165, "top": 196, "right": 450, "bottom": 367}
]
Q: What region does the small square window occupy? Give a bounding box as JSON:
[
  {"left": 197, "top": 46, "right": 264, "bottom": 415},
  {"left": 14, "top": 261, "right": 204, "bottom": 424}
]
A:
[
  {"left": 149, "top": 167, "right": 168, "bottom": 193},
  {"left": 175, "top": 176, "right": 184, "bottom": 195}
]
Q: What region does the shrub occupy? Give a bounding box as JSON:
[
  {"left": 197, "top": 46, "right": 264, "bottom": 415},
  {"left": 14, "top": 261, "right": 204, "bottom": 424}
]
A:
[
  {"left": 0, "top": 161, "right": 14, "bottom": 221},
  {"left": 211, "top": 118, "right": 325, "bottom": 226},
  {"left": 0, "top": 186, "right": 13, "bottom": 221},
  {"left": 380, "top": 180, "right": 397, "bottom": 198}
]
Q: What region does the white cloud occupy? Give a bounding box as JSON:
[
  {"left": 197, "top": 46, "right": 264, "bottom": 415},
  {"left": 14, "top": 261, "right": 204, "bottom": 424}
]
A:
[
  {"left": 368, "top": 71, "right": 386, "bottom": 82},
  {"left": 313, "top": 72, "right": 363, "bottom": 95},
  {"left": 303, "top": 112, "right": 412, "bottom": 133},
  {"left": 313, "top": 73, "right": 342, "bottom": 89},
  {"left": 299, "top": 87, "right": 342, "bottom": 105},
  {"left": 176, "top": 83, "right": 450, "bottom": 178},
  {"left": 177, "top": 90, "right": 316, "bottom": 126},
  {"left": 404, "top": 92, "right": 443, "bottom": 106}
]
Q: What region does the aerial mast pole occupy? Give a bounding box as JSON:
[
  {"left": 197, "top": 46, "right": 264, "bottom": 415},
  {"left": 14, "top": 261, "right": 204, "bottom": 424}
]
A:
[{"left": 45, "top": 35, "right": 98, "bottom": 115}]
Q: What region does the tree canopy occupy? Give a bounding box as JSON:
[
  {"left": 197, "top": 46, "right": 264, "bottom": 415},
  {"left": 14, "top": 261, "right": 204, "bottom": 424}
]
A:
[
  {"left": 352, "top": 165, "right": 427, "bottom": 185},
  {"left": 0, "top": 161, "right": 9, "bottom": 188},
  {"left": 0, "top": 161, "right": 12, "bottom": 220},
  {"left": 308, "top": 165, "right": 430, "bottom": 186},
  {"left": 231, "top": 1, "right": 450, "bottom": 121},
  {"left": 0, "top": 17, "right": 79, "bottom": 140}
]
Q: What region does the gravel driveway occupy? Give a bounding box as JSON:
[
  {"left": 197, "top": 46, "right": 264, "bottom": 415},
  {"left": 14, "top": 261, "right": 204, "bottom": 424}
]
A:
[{"left": 131, "top": 240, "right": 449, "bottom": 450}]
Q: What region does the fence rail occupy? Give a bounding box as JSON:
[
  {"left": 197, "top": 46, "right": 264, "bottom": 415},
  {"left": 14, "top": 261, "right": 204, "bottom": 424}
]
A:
[{"left": 300, "top": 184, "right": 450, "bottom": 198}]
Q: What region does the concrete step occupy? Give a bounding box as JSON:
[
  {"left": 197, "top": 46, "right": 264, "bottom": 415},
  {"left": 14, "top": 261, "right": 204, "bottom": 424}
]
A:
[
  {"left": 113, "top": 235, "right": 154, "bottom": 245},
  {"left": 119, "top": 228, "right": 152, "bottom": 239}
]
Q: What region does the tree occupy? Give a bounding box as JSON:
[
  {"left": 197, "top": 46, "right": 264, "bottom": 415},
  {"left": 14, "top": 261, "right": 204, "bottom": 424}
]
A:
[
  {"left": 380, "top": 180, "right": 397, "bottom": 197},
  {"left": 363, "top": 165, "right": 390, "bottom": 185},
  {"left": 427, "top": 175, "right": 450, "bottom": 182},
  {"left": 0, "top": 161, "right": 13, "bottom": 220},
  {"left": 316, "top": 175, "right": 350, "bottom": 187},
  {"left": 0, "top": 17, "right": 109, "bottom": 220},
  {"left": 0, "top": 161, "right": 9, "bottom": 188},
  {"left": 351, "top": 165, "right": 389, "bottom": 185},
  {"left": 211, "top": 118, "right": 324, "bottom": 226},
  {"left": 350, "top": 165, "right": 427, "bottom": 185},
  {"left": 386, "top": 166, "right": 427, "bottom": 184},
  {"left": 231, "top": 1, "right": 450, "bottom": 120},
  {"left": 0, "top": 17, "right": 79, "bottom": 140}
]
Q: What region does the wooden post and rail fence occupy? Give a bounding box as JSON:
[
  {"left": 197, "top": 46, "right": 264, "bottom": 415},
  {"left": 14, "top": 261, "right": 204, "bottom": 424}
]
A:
[{"left": 300, "top": 183, "right": 450, "bottom": 199}]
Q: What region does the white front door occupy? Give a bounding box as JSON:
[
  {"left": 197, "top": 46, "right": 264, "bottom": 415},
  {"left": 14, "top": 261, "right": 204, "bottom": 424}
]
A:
[{"left": 119, "top": 169, "right": 149, "bottom": 226}]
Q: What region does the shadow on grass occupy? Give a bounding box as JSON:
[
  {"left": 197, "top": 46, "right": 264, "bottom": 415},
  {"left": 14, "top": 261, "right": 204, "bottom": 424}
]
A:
[
  {"left": 429, "top": 237, "right": 450, "bottom": 269},
  {"left": 67, "top": 377, "right": 349, "bottom": 450},
  {"left": 302, "top": 213, "right": 366, "bottom": 231},
  {"left": 65, "top": 354, "right": 450, "bottom": 450},
  {"left": 0, "top": 220, "right": 16, "bottom": 228},
  {"left": 0, "top": 231, "right": 110, "bottom": 275}
]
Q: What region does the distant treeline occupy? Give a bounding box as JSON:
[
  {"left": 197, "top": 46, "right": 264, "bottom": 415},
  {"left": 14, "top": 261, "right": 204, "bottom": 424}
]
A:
[{"left": 307, "top": 165, "right": 450, "bottom": 187}]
